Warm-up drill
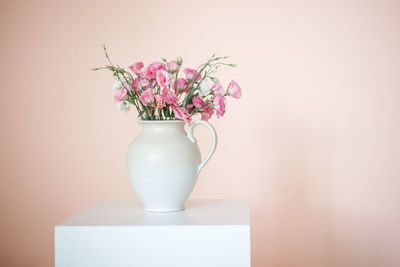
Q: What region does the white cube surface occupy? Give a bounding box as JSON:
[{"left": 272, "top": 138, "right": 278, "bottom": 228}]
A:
[{"left": 55, "top": 199, "right": 251, "bottom": 267}]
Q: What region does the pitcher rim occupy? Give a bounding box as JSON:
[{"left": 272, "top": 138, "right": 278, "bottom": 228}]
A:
[{"left": 138, "top": 119, "right": 185, "bottom": 125}]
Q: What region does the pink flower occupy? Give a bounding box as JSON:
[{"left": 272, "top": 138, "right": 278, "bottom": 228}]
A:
[
  {"left": 183, "top": 68, "right": 201, "bottom": 82},
  {"left": 213, "top": 94, "right": 226, "bottom": 118},
  {"left": 128, "top": 82, "right": 134, "bottom": 92},
  {"left": 173, "top": 78, "right": 188, "bottom": 93},
  {"left": 139, "top": 88, "right": 154, "bottom": 106},
  {"left": 211, "top": 82, "right": 225, "bottom": 95},
  {"left": 156, "top": 69, "right": 172, "bottom": 88},
  {"left": 201, "top": 107, "right": 214, "bottom": 121},
  {"left": 167, "top": 60, "right": 179, "bottom": 73},
  {"left": 114, "top": 87, "right": 128, "bottom": 102},
  {"left": 227, "top": 80, "right": 242, "bottom": 98},
  {"left": 172, "top": 106, "right": 191, "bottom": 124},
  {"left": 150, "top": 79, "right": 157, "bottom": 88},
  {"left": 161, "top": 88, "right": 179, "bottom": 106},
  {"left": 154, "top": 95, "right": 165, "bottom": 109},
  {"left": 140, "top": 78, "right": 150, "bottom": 88},
  {"left": 192, "top": 96, "right": 204, "bottom": 108},
  {"left": 133, "top": 78, "right": 142, "bottom": 91},
  {"left": 143, "top": 62, "right": 166, "bottom": 80},
  {"left": 129, "top": 62, "right": 144, "bottom": 74}
]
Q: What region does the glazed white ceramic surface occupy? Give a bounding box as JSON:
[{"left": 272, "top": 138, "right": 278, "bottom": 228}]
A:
[{"left": 127, "top": 120, "right": 217, "bottom": 212}]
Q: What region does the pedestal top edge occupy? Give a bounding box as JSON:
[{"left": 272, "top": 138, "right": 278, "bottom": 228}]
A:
[{"left": 56, "top": 199, "right": 250, "bottom": 227}]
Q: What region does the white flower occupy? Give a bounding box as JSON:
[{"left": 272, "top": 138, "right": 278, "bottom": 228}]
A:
[
  {"left": 116, "top": 101, "right": 130, "bottom": 112},
  {"left": 112, "top": 80, "right": 122, "bottom": 91},
  {"left": 199, "top": 80, "right": 209, "bottom": 96}
]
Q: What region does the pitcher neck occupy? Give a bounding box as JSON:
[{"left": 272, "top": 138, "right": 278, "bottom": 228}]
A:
[{"left": 139, "top": 120, "right": 186, "bottom": 133}]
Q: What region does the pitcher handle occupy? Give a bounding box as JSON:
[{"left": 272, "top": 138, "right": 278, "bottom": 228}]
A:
[{"left": 187, "top": 120, "right": 218, "bottom": 175}]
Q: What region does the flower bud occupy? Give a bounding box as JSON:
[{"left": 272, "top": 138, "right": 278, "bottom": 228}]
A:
[
  {"left": 210, "top": 65, "right": 217, "bottom": 73},
  {"left": 176, "top": 56, "right": 183, "bottom": 66}
]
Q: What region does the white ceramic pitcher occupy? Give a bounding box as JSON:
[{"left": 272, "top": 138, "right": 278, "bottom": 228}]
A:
[{"left": 127, "top": 120, "right": 217, "bottom": 212}]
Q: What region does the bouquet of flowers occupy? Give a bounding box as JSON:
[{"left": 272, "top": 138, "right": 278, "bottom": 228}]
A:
[{"left": 93, "top": 46, "right": 242, "bottom": 124}]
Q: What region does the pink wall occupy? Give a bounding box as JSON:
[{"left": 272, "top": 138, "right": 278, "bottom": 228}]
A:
[{"left": 1, "top": 0, "right": 400, "bottom": 266}]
